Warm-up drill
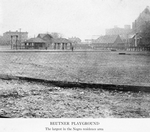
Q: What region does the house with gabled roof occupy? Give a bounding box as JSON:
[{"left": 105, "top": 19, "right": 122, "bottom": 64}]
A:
[
  {"left": 37, "top": 33, "right": 72, "bottom": 50},
  {"left": 92, "top": 35, "right": 125, "bottom": 50},
  {"left": 37, "top": 33, "right": 53, "bottom": 49}
]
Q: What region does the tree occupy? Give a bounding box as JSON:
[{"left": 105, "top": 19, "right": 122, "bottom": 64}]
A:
[
  {"left": 139, "top": 21, "right": 150, "bottom": 46},
  {"left": 68, "top": 37, "right": 81, "bottom": 44},
  {"left": 51, "top": 32, "right": 63, "bottom": 38}
]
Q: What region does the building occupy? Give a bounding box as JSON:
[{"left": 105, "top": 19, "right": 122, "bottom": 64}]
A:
[
  {"left": 37, "top": 33, "right": 53, "bottom": 48},
  {"left": 37, "top": 33, "right": 73, "bottom": 50},
  {"left": 23, "top": 37, "right": 46, "bottom": 49},
  {"left": 23, "top": 33, "right": 73, "bottom": 50},
  {"left": 92, "top": 35, "right": 124, "bottom": 50},
  {"left": 128, "top": 33, "right": 142, "bottom": 47},
  {"left": 3, "top": 30, "right": 28, "bottom": 44},
  {"left": 105, "top": 25, "right": 132, "bottom": 41},
  {"left": 52, "top": 38, "right": 72, "bottom": 50}
]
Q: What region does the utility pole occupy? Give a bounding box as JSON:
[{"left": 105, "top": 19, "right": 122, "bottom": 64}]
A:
[
  {"left": 11, "top": 36, "right": 13, "bottom": 49},
  {"left": 126, "top": 34, "right": 128, "bottom": 50},
  {"left": 134, "top": 20, "right": 138, "bottom": 48},
  {"left": 16, "top": 35, "right": 18, "bottom": 50}
]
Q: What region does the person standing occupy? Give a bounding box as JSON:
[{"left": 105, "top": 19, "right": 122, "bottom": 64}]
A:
[{"left": 71, "top": 46, "right": 74, "bottom": 51}]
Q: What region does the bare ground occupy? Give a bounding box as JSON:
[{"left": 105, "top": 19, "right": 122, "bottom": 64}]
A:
[
  {"left": 1, "top": 51, "right": 150, "bottom": 86},
  {"left": 0, "top": 79, "right": 150, "bottom": 118}
]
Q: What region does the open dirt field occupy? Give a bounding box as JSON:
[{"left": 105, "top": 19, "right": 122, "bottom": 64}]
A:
[
  {"left": 1, "top": 51, "right": 150, "bottom": 118},
  {"left": 1, "top": 51, "right": 150, "bottom": 86}
]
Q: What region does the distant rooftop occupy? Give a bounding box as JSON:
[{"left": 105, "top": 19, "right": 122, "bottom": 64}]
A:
[
  {"left": 24, "top": 37, "right": 46, "bottom": 43},
  {"left": 37, "top": 33, "right": 53, "bottom": 38},
  {"left": 4, "top": 30, "right": 28, "bottom": 34},
  {"left": 94, "top": 35, "right": 123, "bottom": 44}
]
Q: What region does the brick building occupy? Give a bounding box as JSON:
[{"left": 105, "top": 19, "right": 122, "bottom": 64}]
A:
[{"left": 3, "top": 30, "right": 28, "bottom": 44}]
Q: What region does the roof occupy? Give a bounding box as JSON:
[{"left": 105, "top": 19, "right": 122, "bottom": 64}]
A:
[
  {"left": 37, "top": 34, "right": 53, "bottom": 39},
  {"left": 4, "top": 31, "right": 28, "bottom": 34},
  {"left": 94, "top": 35, "right": 122, "bottom": 44},
  {"left": 137, "top": 6, "right": 150, "bottom": 22},
  {"left": 52, "top": 38, "right": 72, "bottom": 43},
  {"left": 131, "top": 33, "right": 142, "bottom": 39},
  {"left": 24, "top": 37, "right": 46, "bottom": 43},
  {"left": 142, "top": 6, "right": 150, "bottom": 15}
]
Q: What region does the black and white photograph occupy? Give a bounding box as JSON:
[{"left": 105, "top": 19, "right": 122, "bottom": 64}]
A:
[{"left": 0, "top": 0, "right": 150, "bottom": 131}]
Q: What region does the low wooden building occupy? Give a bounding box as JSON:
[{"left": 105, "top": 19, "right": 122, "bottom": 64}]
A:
[
  {"left": 92, "top": 35, "right": 125, "bottom": 50},
  {"left": 52, "top": 38, "right": 72, "bottom": 50},
  {"left": 23, "top": 37, "right": 46, "bottom": 49}
]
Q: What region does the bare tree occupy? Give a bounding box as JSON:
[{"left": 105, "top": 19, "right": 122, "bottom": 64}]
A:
[{"left": 51, "top": 32, "right": 63, "bottom": 38}]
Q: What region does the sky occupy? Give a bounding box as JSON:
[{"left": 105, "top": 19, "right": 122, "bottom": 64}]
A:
[{"left": 0, "top": 0, "right": 150, "bottom": 40}]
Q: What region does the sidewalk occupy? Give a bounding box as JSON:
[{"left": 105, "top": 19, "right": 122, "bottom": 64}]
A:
[
  {"left": 0, "top": 48, "right": 101, "bottom": 53},
  {"left": 0, "top": 49, "right": 73, "bottom": 53}
]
